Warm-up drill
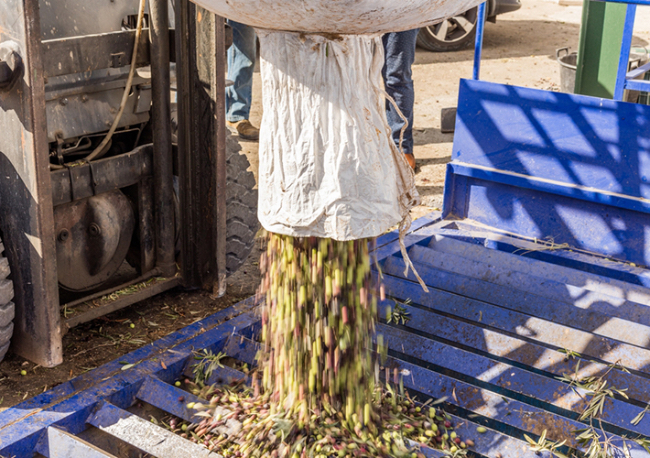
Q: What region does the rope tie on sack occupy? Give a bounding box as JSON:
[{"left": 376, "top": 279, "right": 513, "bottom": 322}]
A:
[{"left": 377, "top": 86, "right": 429, "bottom": 293}]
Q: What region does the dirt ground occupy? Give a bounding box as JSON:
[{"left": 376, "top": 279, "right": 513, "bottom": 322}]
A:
[
  {"left": 2, "top": 0, "right": 650, "bottom": 410},
  {"left": 0, "top": 243, "right": 265, "bottom": 410}
]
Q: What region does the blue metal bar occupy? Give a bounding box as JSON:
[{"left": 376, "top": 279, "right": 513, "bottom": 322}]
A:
[
  {"left": 449, "top": 161, "right": 650, "bottom": 216},
  {"left": 0, "top": 296, "right": 258, "bottom": 429},
  {"left": 423, "top": 229, "right": 650, "bottom": 300},
  {"left": 627, "top": 60, "right": 650, "bottom": 79},
  {"left": 625, "top": 78, "right": 650, "bottom": 92},
  {"left": 472, "top": 1, "right": 488, "bottom": 80},
  {"left": 223, "top": 335, "right": 257, "bottom": 366},
  {"left": 380, "top": 272, "right": 650, "bottom": 374},
  {"left": 409, "top": 412, "right": 541, "bottom": 458},
  {"left": 136, "top": 376, "right": 206, "bottom": 423},
  {"left": 383, "top": 250, "right": 650, "bottom": 348},
  {"left": 378, "top": 323, "right": 650, "bottom": 438},
  {"left": 405, "top": 442, "right": 448, "bottom": 458},
  {"left": 391, "top": 355, "right": 650, "bottom": 456},
  {"left": 404, "top": 239, "right": 650, "bottom": 326},
  {"left": 0, "top": 310, "right": 259, "bottom": 457},
  {"left": 374, "top": 212, "right": 439, "bottom": 253},
  {"left": 180, "top": 347, "right": 249, "bottom": 384},
  {"left": 137, "top": 375, "right": 242, "bottom": 437},
  {"left": 614, "top": 4, "right": 637, "bottom": 100},
  {"left": 377, "top": 294, "right": 650, "bottom": 407}
]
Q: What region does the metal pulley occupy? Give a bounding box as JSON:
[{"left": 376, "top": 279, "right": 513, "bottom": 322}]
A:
[{"left": 54, "top": 190, "right": 135, "bottom": 292}]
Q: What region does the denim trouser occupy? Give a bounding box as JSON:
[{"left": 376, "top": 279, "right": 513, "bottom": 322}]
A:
[
  {"left": 226, "top": 20, "right": 257, "bottom": 122},
  {"left": 382, "top": 29, "right": 419, "bottom": 156}
]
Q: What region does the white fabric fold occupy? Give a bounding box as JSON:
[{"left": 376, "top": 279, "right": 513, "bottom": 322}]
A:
[{"left": 257, "top": 31, "right": 420, "bottom": 242}]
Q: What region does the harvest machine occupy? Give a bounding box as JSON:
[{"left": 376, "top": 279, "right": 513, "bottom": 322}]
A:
[
  {"left": 0, "top": 0, "right": 258, "bottom": 367},
  {"left": 3, "top": 0, "right": 650, "bottom": 457}
]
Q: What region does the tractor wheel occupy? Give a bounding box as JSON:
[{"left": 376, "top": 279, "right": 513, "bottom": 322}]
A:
[
  {"left": 170, "top": 107, "right": 259, "bottom": 276},
  {"left": 225, "top": 131, "right": 259, "bottom": 275},
  {"left": 0, "top": 242, "right": 15, "bottom": 363}
]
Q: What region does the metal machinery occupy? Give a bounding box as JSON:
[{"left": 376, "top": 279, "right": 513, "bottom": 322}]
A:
[{"left": 0, "top": 0, "right": 258, "bottom": 367}]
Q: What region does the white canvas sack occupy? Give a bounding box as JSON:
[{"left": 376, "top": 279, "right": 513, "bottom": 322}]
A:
[
  {"left": 257, "top": 31, "right": 418, "bottom": 241},
  {"left": 190, "top": 0, "right": 485, "bottom": 287}
]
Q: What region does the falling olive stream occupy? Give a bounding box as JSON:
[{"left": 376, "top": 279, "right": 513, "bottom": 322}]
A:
[{"left": 176, "top": 233, "right": 470, "bottom": 457}]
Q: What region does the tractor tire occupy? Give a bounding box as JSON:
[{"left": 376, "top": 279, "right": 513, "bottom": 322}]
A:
[
  {"left": 225, "top": 131, "right": 259, "bottom": 275},
  {"left": 0, "top": 243, "right": 15, "bottom": 363},
  {"left": 170, "top": 106, "right": 259, "bottom": 276}
]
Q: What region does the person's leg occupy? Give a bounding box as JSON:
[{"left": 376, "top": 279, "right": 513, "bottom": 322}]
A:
[
  {"left": 382, "top": 29, "right": 419, "bottom": 169},
  {"left": 226, "top": 20, "right": 259, "bottom": 139}
]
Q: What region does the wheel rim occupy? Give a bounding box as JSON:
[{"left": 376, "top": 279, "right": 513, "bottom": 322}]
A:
[{"left": 429, "top": 7, "right": 478, "bottom": 44}]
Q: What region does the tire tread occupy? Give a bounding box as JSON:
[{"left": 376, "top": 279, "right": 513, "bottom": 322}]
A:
[
  {"left": 0, "top": 237, "right": 16, "bottom": 364},
  {"left": 225, "top": 131, "right": 259, "bottom": 275}
]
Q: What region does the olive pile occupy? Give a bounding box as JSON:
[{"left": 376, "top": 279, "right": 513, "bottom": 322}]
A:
[
  {"left": 177, "top": 378, "right": 470, "bottom": 457},
  {"left": 174, "top": 233, "right": 470, "bottom": 457}
]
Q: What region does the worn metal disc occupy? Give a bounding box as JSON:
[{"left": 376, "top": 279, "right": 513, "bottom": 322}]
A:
[{"left": 55, "top": 190, "right": 135, "bottom": 292}]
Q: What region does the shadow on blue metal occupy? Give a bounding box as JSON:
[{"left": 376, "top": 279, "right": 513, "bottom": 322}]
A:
[{"left": 446, "top": 78, "right": 650, "bottom": 271}]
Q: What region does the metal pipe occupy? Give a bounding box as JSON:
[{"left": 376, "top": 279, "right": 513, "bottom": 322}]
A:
[
  {"left": 473, "top": 1, "right": 487, "bottom": 81},
  {"left": 213, "top": 16, "right": 228, "bottom": 297},
  {"left": 150, "top": 0, "right": 177, "bottom": 277},
  {"left": 613, "top": 3, "right": 637, "bottom": 101}
]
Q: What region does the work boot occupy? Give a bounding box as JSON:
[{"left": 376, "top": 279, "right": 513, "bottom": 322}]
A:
[
  {"left": 404, "top": 153, "right": 416, "bottom": 170},
  {"left": 228, "top": 120, "right": 260, "bottom": 141}
]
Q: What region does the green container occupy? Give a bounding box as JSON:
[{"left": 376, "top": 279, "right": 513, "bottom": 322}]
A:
[{"left": 574, "top": 0, "right": 627, "bottom": 98}]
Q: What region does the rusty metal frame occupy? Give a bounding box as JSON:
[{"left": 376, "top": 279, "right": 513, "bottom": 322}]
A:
[
  {"left": 42, "top": 29, "right": 177, "bottom": 79},
  {"left": 0, "top": 0, "right": 229, "bottom": 367},
  {"left": 0, "top": 0, "right": 62, "bottom": 367},
  {"left": 175, "top": 0, "right": 228, "bottom": 294}
]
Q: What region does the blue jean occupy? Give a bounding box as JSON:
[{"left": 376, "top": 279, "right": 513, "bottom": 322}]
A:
[
  {"left": 226, "top": 20, "right": 257, "bottom": 122},
  {"left": 382, "top": 29, "right": 419, "bottom": 156}
]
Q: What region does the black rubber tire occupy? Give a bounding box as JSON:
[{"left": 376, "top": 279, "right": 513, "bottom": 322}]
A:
[
  {"left": 170, "top": 106, "right": 259, "bottom": 276},
  {"left": 225, "top": 131, "right": 259, "bottom": 275},
  {"left": 417, "top": 7, "right": 479, "bottom": 52},
  {"left": 0, "top": 244, "right": 15, "bottom": 364}
]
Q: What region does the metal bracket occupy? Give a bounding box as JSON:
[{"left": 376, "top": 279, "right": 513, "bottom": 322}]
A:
[
  {"left": 88, "top": 161, "right": 99, "bottom": 195},
  {"left": 55, "top": 132, "right": 65, "bottom": 166},
  {"left": 110, "top": 52, "right": 125, "bottom": 68},
  {"left": 0, "top": 41, "right": 24, "bottom": 92}
]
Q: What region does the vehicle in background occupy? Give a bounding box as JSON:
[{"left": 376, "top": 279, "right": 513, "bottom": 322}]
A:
[{"left": 417, "top": 0, "right": 521, "bottom": 52}]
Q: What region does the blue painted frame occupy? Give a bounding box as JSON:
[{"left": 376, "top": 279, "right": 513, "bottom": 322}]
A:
[
  {"left": 0, "top": 304, "right": 258, "bottom": 457},
  {"left": 473, "top": 2, "right": 487, "bottom": 81},
  {"left": 444, "top": 77, "right": 650, "bottom": 266},
  {"left": 4, "top": 220, "right": 650, "bottom": 457},
  {"left": 472, "top": 0, "right": 650, "bottom": 101}
]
